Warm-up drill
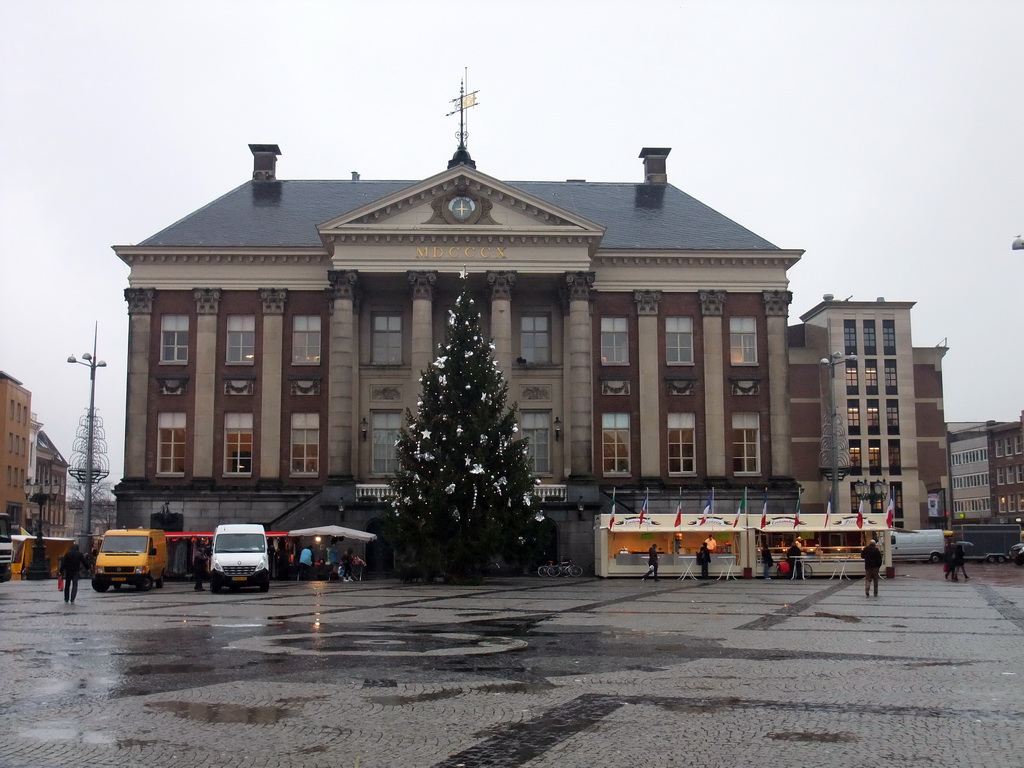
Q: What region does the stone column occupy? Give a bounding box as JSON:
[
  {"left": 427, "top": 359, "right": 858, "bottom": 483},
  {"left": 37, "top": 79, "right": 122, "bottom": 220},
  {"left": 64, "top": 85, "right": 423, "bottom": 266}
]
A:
[
  {"left": 123, "top": 288, "right": 155, "bottom": 480},
  {"left": 635, "top": 290, "right": 662, "bottom": 478},
  {"left": 327, "top": 271, "right": 358, "bottom": 479},
  {"left": 192, "top": 288, "right": 221, "bottom": 479},
  {"left": 259, "top": 288, "right": 287, "bottom": 480},
  {"left": 487, "top": 271, "right": 516, "bottom": 375},
  {"left": 408, "top": 271, "right": 437, "bottom": 382},
  {"left": 700, "top": 290, "right": 726, "bottom": 477},
  {"left": 564, "top": 272, "right": 595, "bottom": 477},
  {"left": 764, "top": 290, "right": 794, "bottom": 478}
]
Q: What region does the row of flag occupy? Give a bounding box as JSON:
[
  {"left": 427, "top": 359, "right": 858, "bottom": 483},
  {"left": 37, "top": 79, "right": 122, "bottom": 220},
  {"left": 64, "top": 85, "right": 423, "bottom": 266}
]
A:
[{"left": 608, "top": 486, "right": 896, "bottom": 530}]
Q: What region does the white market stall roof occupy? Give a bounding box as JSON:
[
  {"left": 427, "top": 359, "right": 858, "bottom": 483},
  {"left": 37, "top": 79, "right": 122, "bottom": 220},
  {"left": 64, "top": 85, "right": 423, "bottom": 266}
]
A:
[
  {"left": 602, "top": 512, "right": 891, "bottom": 533},
  {"left": 287, "top": 525, "right": 377, "bottom": 542}
]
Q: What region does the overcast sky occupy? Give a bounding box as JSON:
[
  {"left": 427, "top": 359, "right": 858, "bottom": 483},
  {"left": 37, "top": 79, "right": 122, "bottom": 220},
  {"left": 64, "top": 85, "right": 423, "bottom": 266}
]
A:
[{"left": 2, "top": 1, "right": 1022, "bottom": 484}]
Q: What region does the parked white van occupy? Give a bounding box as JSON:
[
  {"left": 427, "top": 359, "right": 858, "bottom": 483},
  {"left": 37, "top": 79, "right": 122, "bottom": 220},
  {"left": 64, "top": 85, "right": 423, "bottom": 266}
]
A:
[
  {"left": 890, "top": 529, "right": 946, "bottom": 563},
  {"left": 210, "top": 524, "right": 270, "bottom": 593}
]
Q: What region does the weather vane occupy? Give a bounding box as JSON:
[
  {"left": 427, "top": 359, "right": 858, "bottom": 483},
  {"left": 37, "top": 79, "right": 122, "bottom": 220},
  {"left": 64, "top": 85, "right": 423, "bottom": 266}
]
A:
[{"left": 446, "top": 69, "right": 479, "bottom": 153}]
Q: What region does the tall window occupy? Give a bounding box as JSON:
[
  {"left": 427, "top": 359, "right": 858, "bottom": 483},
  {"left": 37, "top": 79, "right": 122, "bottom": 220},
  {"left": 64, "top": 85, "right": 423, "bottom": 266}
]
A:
[
  {"left": 883, "top": 360, "right": 898, "bottom": 394},
  {"left": 667, "top": 413, "right": 696, "bottom": 475},
  {"left": 372, "top": 314, "right": 402, "bottom": 364},
  {"left": 371, "top": 412, "right": 402, "bottom": 475},
  {"left": 863, "top": 360, "right": 878, "bottom": 395},
  {"left": 843, "top": 320, "right": 857, "bottom": 356},
  {"left": 224, "top": 413, "right": 253, "bottom": 475},
  {"left": 866, "top": 400, "right": 880, "bottom": 434},
  {"left": 729, "top": 317, "right": 757, "bottom": 364},
  {"left": 732, "top": 413, "right": 760, "bottom": 474},
  {"left": 601, "top": 413, "right": 630, "bottom": 474},
  {"left": 886, "top": 400, "right": 900, "bottom": 433},
  {"left": 849, "top": 440, "right": 862, "bottom": 473},
  {"left": 867, "top": 440, "right": 882, "bottom": 473},
  {"left": 862, "top": 320, "right": 877, "bottom": 355},
  {"left": 888, "top": 440, "right": 902, "bottom": 473},
  {"left": 882, "top": 319, "right": 896, "bottom": 355},
  {"left": 601, "top": 318, "right": 628, "bottom": 364},
  {"left": 845, "top": 361, "right": 859, "bottom": 394},
  {"left": 521, "top": 411, "right": 551, "bottom": 474},
  {"left": 847, "top": 401, "right": 861, "bottom": 434},
  {"left": 666, "top": 317, "right": 694, "bottom": 365},
  {"left": 160, "top": 315, "right": 189, "bottom": 363},
  {"left": 290, "top": 413, "right": 319, "bottom": 475},
  {"left": 157, "top": 413, "right": 186, "bottom": 475},
  {"left": 226, "top": 315, "right": 256, "bottom": 363},
  {"left": 520, "top": 315, "right": 550, "bottom": 364},
  {"left": 292, "top": 316, "right": 321, "bottom": 364}
]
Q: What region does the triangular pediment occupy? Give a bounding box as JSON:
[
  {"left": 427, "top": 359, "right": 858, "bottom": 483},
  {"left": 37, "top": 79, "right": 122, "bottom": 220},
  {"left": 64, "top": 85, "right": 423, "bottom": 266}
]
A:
[{"left": 318, "top": 165, "right": 605, "bottom": 243}]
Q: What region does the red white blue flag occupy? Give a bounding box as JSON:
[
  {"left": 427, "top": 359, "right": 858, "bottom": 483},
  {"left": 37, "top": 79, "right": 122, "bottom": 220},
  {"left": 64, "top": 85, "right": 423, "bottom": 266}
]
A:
[
  {"left": 700, "top": 489, "right": 713, "bottom": 525},
  {"left": 885, "top": 488, "right": 895, "bottom": 529},
  {"left": 638, "top": 488, "right": 649, "bottom": 526}
]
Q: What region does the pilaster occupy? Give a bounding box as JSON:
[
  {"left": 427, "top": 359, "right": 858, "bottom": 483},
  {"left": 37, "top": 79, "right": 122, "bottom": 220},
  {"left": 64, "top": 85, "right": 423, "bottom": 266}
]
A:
[
  {"left": 487, "top": 271, "right": 516, "bottom": 375},
  {"left": 408, "top": 271, "right": 437, "bottom": 381},
  {"left": 327, "top": 271, "right": 358, "bottom": 478},
  {"left": 123, "top": 288, "right": 154, "bottom": 479},
  {"left": 700, "top": 289, "right": 726, "bottom": 477},
  {"left": 764, "top": 290, "right": 793, "bottom": 477},
  {"left": 564, "top": 272, "right": 595, "bottom": 477},
  {"left": 259, "top": 288, "right": 287, "bottom": 479},
  {"left": 192, "top": 288, "right": 221, "bottom": 479},
  {"left": 635, "top": 290, "right": 662, "bottom": 478}
]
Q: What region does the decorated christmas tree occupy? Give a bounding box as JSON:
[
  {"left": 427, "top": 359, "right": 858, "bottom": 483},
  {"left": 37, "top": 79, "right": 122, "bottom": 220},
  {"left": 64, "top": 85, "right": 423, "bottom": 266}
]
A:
[{"left": 387, "top": 283, "right": 541, "bottom": 582}]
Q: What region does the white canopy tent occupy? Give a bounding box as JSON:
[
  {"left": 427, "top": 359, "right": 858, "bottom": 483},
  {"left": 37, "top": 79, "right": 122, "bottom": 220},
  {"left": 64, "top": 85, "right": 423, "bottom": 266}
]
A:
[{"left": 287, "top": 525, "right": 377, "bottom": 542}]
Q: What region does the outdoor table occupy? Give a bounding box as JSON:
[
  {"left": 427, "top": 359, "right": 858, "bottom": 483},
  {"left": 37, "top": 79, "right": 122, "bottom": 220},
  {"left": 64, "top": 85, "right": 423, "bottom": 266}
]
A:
[
  {"left": 677, "top": 555, "right": 697, "bottom": 580},
  {"left": 790, "top": 555, "right": 813, "bottom": 580},
  {"left": 716, "top": 556, "right": 738, "bottom": 581},
  {"left": 828, "top": 559, "right": 855, "bottom": 580}
]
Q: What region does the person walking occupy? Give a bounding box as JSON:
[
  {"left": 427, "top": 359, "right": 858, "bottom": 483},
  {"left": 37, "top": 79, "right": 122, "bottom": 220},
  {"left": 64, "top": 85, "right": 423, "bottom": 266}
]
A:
[
  {"left": 943, "top": 540, "right": 955, "bottom": 581},
  {"left": 299, "top": 545, "right": 313, "bottom": 581},
  {"left": 786, "top": 540, "right": 803, "bottom": 579},
  {"left": 861, "top": 538, "right": 883, "bottom": 597},
  {"left": 193, "top": 538, "right": 211, "bottom": 591},
  {"left": 59, "top": 542, "right": 88, "bottom": 603},
  {"left": 952, "top": 542, "right": 969, "bottom": 581},
  {"left": 696, "top": 542, "right": 711, "bottom": 579},
  {"left": 641, "top": 543, "right": 659, "bottom": 581},
  {"left": 341, "top": 548, "right": 354, "bottom": 582},
  {"left": 761, "top": 542, "right": 774, "bottom": 580}
]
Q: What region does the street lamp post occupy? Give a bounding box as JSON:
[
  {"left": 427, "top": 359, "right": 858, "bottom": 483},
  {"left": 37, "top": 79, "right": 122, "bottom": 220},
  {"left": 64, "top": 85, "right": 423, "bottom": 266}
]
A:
[
  {"left": 819, "top": 352, "right": 857, "bottom": 515},
  {"left": 68, "top": 329, "right": 106, "bottom": 553},
  {"left": 22, "top": 482, "right": 61, "bottom": 580},
  {"left": 854, "top": 478, "right": 890, "bottom": 513}
]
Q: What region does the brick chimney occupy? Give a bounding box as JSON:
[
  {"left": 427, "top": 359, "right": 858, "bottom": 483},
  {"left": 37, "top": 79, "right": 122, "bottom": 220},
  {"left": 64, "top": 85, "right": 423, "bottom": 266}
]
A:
[
  {"left": 639, "top": 147, "right": 671, "bottom": 184},
  {"left": 248, "top": 144, "right": 281, "bottom": 181}
]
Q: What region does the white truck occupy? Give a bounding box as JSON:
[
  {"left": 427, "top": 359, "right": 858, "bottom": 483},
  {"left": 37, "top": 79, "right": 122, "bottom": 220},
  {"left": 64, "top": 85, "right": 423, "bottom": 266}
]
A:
[
  {"left": 210, "top": 523, "right": 270, "bottom": 593},
  {"left": 890, "top": 529, "right": 946, "bottom": 563}
]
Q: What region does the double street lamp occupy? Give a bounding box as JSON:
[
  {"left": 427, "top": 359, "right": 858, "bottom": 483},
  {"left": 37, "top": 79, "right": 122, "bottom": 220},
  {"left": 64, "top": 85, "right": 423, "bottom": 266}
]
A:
[
  {"left": 819, "top": 351, "right": 857, "bottom": 514},
  {"left": 68, "top": 332, "right": 106, "bottom": 553},
  {"left": 854, "top": 478, "right": 890, "bottom": 513},
  {"left": 22, "top": 481, "right": 61, "bottom": 580}
]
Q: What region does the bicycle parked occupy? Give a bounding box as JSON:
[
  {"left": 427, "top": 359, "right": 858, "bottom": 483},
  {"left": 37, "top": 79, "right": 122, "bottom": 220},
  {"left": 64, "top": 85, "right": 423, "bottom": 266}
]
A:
[{"left": 537, "top": 558, "right": 583, "bottom": 577}]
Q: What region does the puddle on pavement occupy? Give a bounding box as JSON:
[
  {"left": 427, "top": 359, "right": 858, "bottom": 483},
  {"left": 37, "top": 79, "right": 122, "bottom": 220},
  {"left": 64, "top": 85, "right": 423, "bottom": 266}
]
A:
[
  {"left": 126, "top": 663, "right": 213, "bottom": 676},
  {"left": 18, "top": 724, "right": 115, "bottom": 744},
  {"left": 476, "top": 681, "right": 555, "bottom": 694},
  {"left": 770, "top": 731, "right": 857, "bottom": 743},
  {"left": 146, "top": 700, "right": 293, "bottom": 724},
  {"left": 810, "top": 612, "right": 861, "bottom": 623},
  {"left": 369, "top": 688, "right": 465, "bottom": 706}
]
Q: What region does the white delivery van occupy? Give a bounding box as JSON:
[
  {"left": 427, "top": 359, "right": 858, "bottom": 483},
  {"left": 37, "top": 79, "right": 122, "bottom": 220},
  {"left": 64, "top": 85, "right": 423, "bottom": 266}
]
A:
[
  {"left": 210, "top": 523, "right": 270, "bottom": 593},
  {"left": 890, "top": 529, "right": 946, "bottom": 563}
]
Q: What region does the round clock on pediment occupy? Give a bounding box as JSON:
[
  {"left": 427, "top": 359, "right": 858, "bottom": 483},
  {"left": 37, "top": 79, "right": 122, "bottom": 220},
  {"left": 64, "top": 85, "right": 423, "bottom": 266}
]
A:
[{"left": 447, "top": 195, "right": 477, "bottom": 221}]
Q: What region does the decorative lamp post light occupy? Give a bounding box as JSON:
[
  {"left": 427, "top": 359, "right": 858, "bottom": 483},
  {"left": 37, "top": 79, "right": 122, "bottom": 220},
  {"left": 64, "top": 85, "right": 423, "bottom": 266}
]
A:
[
  {"left": 68, "top": 328, "right": 107, "bottom": 553},
  {"left": 819, "top": 351, "right": 858, "bottom": 514},
  {"left": 22, "top": 482, "right": 61, "bottom": 580},
  {"left": 854, "top": 479, "right": 890, "bottom": 515}
]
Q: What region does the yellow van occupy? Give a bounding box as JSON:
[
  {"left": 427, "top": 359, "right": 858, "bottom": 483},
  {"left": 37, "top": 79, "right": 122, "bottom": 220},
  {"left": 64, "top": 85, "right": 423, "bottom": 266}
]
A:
[{"left": 92, "top": 528, "right": 167, "bottom": 592}]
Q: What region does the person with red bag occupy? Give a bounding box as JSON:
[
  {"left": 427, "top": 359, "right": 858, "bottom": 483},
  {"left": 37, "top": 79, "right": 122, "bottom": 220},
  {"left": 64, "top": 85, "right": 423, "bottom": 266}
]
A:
[{"left": 58, "top": 542, "right": 88, "bottom": 604}]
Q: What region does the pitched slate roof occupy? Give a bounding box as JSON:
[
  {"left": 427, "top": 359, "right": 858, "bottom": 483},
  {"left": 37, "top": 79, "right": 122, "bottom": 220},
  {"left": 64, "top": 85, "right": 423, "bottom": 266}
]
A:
[{"left": 139, "top": 179, "right": 778, "bottom": 251}]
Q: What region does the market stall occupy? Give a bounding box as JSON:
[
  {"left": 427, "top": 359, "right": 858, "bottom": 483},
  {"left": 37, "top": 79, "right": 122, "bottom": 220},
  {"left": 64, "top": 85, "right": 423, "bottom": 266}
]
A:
[
  {"left": 755, "top": 512, "right": 892, "bottom": 579},
  {"left": 596, "top": 513, "right": 748, "bottom": 578}
]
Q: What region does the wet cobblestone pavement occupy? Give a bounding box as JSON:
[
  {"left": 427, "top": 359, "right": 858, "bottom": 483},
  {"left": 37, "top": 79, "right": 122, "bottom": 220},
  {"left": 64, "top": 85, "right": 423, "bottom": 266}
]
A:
[{"left": 1, "top": 563, "right": 1023, "bottom": 767}]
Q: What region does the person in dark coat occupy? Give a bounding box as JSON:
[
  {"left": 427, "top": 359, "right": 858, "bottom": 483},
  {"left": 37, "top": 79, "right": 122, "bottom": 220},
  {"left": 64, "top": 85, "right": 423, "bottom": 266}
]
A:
[
  {"left": 697, "top": 542, "right": 711, "bottom": 579},
  {"left": 193, "top": 538, "right": 211, "bottom": 591},
  {"left": 952, "top": 543, "right": 969, "bottom": 581},
  {"left": 943, "top": 540, "right": 955, "bottom": 580},
  {"left": 59, "top": 543, "right": 88, "bottom": 604},
  {"left": 786, "top": 541, "right": 803, "bottom": 579},
  {"left": 761, "top": 543, "right": 774, "bottom": 580},
  {"left": 641, "top": 543, "right": 659, "bottom": 581},
  {"left": 861, "top": 539, "right": 883, "bottom": 597}
]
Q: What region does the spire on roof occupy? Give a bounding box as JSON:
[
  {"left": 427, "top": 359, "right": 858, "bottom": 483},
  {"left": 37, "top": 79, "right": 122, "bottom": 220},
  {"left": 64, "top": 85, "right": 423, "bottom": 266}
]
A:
[{"left": 446, "top": 72, "right": 479, "bottom": 169}]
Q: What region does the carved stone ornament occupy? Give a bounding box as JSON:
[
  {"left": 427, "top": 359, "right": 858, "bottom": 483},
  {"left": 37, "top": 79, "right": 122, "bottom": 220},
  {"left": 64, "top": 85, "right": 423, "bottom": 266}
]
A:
[
  {"left": 730, "top": 378, "right": 761, "bottom": 396},
  {"left": 260, "top": 288, "right": 287, "bottom": 314},
  {"left": 521, "top": 386, "right": 551, "bottom": 401},
  {"left": 666, "top": 379, "right": 696, "bottom": 396},
  {"left": 291, "top": 379, "right": 321, "bottom": 396},
  {"left": 124, "top": 287, "right": 155, "bottom": 315},
  {"left": 224, "top": 378, "right": 255, "bottom": 396},
  {"left": 763, "top": 289, "right": 793, "bottom": 317},
  {"left": 194, "top": 288, "right": 222, "bottom": 315},
  {"left": 699, "top": 290, "right": 725, "bottom": 316},
  {"left": 423, "top": 187, "right": 498, "bottom": 226},
  {"left": 327, "top": 270, "right": 359, "bottom": 301},
  {"left": 601, "top": 380, "right": 631, "bottom": 396},
  {"left": 634, "top": 290, "right": 662, "bottom": 316},
  {"left": 370, "top": 385, "right": 402, "bottom": 401},
  {"left": 562, "top": 272, "right": 596, "bottom": 304},
  {"left": 408, "top": 271, "right": 438, "bottom": 300},
  {"left": 157, "top": 376, "right": 188, "bottom": 396},
  {"left": 487, "top": 271, "right": 517, "bottom": 300}
]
